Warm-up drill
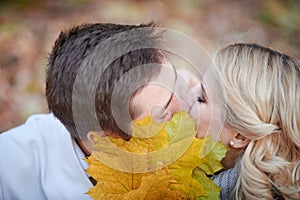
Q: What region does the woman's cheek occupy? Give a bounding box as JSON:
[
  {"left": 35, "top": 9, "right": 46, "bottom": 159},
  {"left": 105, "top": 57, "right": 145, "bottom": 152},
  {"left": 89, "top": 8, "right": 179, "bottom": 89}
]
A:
[
  {"left": 189, "top": 103, "right": 199, "bottom": 120},
  {"left": 189, "top": 104, "right": 204, "bottom": 138},
  {"left": 189, "top": 102, "right": 213, "bottom": 138}
]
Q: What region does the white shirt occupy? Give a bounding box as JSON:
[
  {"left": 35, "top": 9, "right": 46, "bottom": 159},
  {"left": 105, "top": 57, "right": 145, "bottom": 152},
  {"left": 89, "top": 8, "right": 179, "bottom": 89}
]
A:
[{"left": 0, "top": 114, "right": 92, "bottom": 200}]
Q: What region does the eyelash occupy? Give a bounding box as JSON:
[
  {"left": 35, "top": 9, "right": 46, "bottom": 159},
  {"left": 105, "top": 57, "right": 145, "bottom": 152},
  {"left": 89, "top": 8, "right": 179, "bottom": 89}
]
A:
[{"left": 197, "top": 95, "right": 206, "bottom": 104}]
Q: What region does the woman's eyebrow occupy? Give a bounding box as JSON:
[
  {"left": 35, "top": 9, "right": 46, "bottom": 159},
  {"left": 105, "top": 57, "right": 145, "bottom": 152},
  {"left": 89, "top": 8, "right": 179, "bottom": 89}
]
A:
[{"left": 201, "top": 83, "right": 208, "bottom": 99}]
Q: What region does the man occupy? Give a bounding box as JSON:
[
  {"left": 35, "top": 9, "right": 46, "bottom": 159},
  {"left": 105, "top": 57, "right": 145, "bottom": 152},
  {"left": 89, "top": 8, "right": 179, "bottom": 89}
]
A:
[{"left": 0, "top": 23, "right": 194, "bottom": 199}]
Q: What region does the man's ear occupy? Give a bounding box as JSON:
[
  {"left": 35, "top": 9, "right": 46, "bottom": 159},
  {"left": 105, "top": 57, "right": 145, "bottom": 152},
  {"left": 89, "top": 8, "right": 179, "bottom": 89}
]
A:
[
  {"left": 87, "top": 131, "right": 106, "bottom": 145},
  {"left": 231, "top": 133, "right": 250, "bottom": 149}
]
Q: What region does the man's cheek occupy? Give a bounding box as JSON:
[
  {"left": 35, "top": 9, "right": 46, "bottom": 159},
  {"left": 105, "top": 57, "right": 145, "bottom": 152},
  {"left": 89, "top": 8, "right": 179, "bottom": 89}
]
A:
[{"left": 165, "top": 97, "right": 181, "bottom": 121}]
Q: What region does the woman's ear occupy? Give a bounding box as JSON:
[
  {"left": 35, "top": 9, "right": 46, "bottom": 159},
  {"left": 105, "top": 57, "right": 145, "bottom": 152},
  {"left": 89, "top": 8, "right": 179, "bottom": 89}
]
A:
[{"left": 230, "top": 133, "right": 250, "bottom": 149}]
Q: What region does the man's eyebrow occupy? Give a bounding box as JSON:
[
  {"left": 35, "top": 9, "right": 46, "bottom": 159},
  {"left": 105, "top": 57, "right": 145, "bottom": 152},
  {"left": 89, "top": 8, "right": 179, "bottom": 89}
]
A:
[{"left": 164, "top": 92, "right": 174, "bottom": 109}]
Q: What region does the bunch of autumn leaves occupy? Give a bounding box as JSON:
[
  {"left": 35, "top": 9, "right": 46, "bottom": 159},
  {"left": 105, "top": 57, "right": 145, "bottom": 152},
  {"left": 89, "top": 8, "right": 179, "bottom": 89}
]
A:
[{"left": 85, "top": 111, "right": 227, "bottom": 200}]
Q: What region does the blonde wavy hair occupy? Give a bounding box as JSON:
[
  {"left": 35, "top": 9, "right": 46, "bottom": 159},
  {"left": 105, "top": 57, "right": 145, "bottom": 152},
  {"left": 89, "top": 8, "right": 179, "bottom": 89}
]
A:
[{"left": 214, "top": 43, "right": 300, "bottom": 199}]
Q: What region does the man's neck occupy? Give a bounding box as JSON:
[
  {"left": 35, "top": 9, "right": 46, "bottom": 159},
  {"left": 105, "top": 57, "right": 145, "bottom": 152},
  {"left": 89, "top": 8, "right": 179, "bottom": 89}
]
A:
[{"left": 74, "top": 138, "right": 91, "bottom": 157}]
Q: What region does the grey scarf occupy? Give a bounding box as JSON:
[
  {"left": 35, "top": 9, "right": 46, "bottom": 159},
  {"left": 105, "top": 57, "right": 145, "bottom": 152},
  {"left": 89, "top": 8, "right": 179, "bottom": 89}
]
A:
[
  {"left": 211, "top": 164, "right": 284, "bottom": 199},
  {"left": 211, "top": 165, "right": 238, "bottom": 200}
]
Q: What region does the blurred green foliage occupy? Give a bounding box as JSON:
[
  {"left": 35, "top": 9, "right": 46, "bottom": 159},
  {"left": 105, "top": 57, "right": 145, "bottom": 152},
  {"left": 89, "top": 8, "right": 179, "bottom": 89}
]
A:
[
  {"left": 257, "top": 0, "right": 300, "bottom": 47},
  {"left": 0, "top": 0, "right": 88, "bottom": 10},
  {"left": 258, "top": 0, "right": 300, "bottom": 28}
]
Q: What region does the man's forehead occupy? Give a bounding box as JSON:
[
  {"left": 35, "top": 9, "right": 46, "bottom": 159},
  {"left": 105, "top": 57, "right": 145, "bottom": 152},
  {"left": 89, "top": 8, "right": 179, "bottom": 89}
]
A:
[{"left": 149, "top": 62, "right": 177, "bottom": 85}]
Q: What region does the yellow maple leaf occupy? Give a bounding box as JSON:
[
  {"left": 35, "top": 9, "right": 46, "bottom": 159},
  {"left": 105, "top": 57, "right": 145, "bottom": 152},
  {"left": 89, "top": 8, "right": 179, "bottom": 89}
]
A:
[
  {"left": 168, "top": 137, "right": 227, "bottom": 199},
  {"left": 86, "top": 155, "right": 144, "bottom": 199},
  {"left": 109, "top": 114, "right": 169, "bottom": 153},
  {"left": 90, "top": 112, "right": 195, "bottom": 173},
  {"left": 123, "top": 170, "right": 188, "bottom": 200},
  {"left": 86, "top": 155, "right": 188, "bottom": 200},
  {"left": 86, "top": 111, "right": 227, "bottom": 200}
]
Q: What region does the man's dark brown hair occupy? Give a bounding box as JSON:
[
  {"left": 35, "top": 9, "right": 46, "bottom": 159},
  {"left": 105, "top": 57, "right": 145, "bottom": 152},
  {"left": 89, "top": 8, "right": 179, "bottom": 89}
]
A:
[{"left": 46, "top": 22, "right": 166, "bottom": 140}]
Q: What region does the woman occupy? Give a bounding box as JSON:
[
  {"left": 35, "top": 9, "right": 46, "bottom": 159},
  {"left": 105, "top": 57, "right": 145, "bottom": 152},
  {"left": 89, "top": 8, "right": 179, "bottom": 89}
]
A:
[{"left": 190, "top": 43, "right": 300, "bottom": 199}]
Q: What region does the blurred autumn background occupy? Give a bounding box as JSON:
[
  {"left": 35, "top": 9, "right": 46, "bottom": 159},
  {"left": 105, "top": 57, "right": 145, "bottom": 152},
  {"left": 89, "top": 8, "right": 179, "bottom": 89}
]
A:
[{"left": 0, "top": 0, "right": 299, "bottom": 132}]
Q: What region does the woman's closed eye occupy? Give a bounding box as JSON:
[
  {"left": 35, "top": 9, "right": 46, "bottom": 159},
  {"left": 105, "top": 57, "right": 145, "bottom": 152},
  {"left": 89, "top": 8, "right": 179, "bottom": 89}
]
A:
[
  {"left": 197, "top": 95, "right": 206, "bottom": 104},
  {"left": 196, "top": 83, "right": 207, "bottom": 104}
]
